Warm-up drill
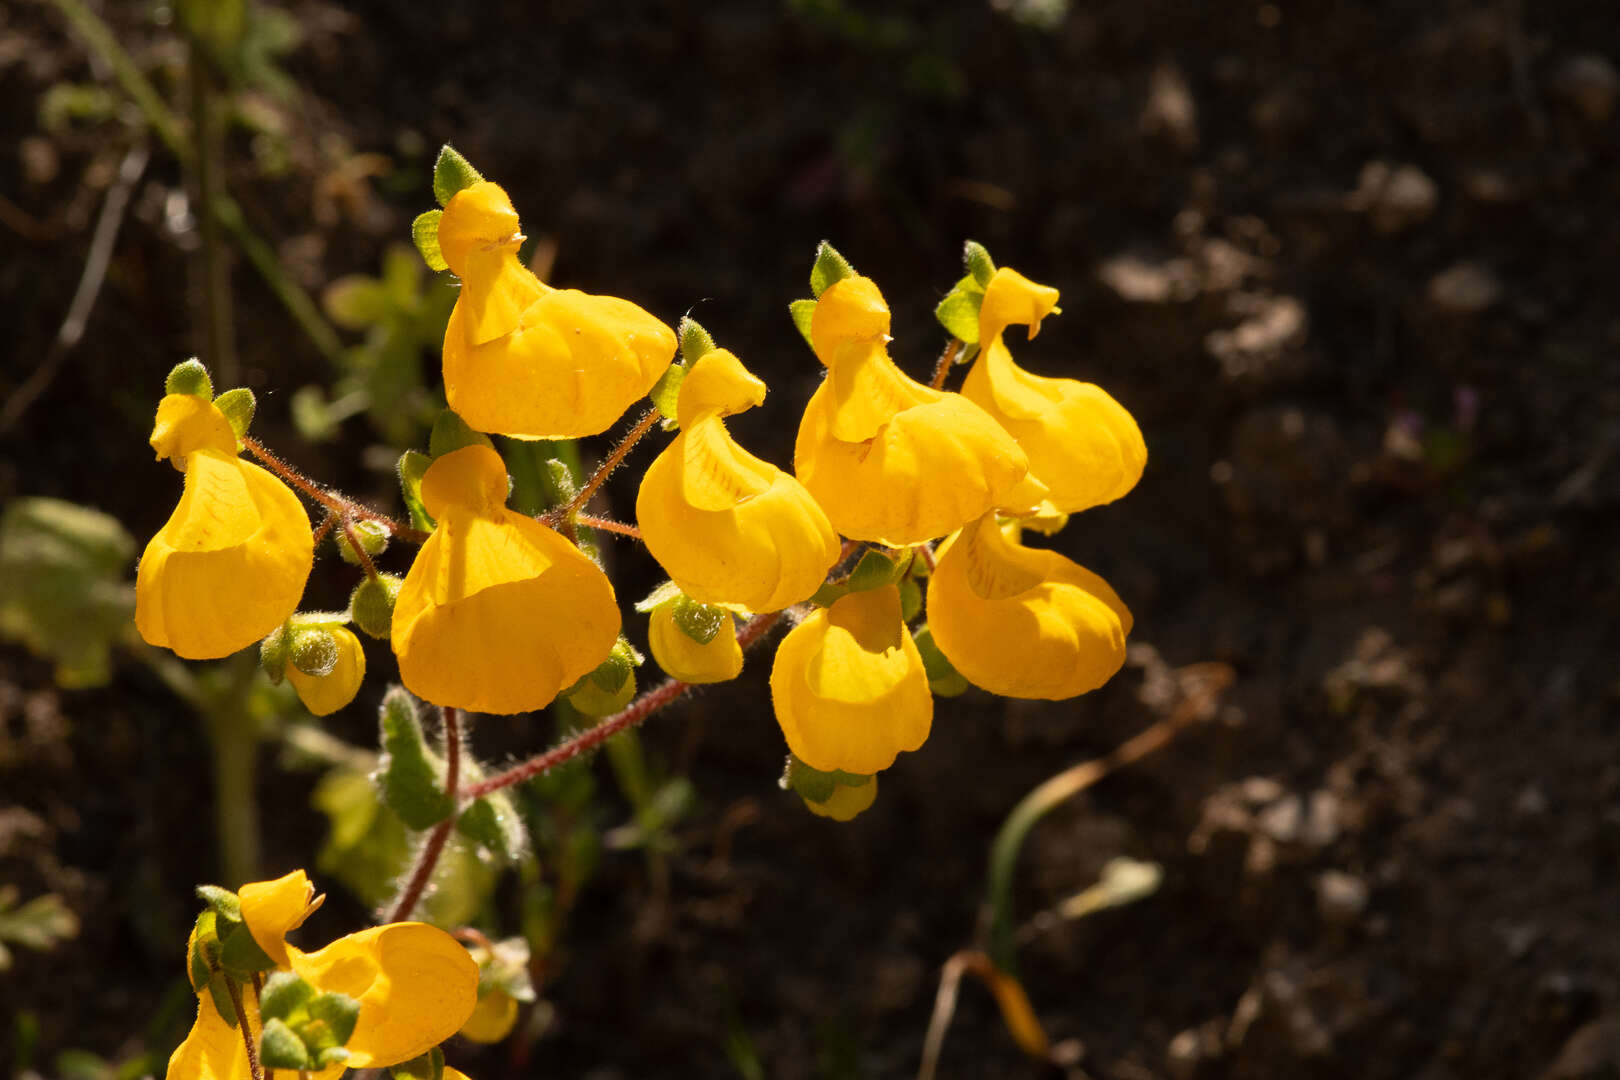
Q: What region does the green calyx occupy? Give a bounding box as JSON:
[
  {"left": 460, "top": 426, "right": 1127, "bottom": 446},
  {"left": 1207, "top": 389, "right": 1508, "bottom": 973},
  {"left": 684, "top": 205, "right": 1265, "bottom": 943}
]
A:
[
  {"left": 213, "top": 387, "right": 256, "bottom": 437},
  {"left": 391, "top": 1047, "right": 445, "bottom": 1080},
  {"left": 911, "top": 624, "right": 968, "bottom": 697},
  {"left": 337, "top": 520, "right": 392, "bottom": 566},
  {"left": 412, "top": 209, "right": 448, "bottom": 272},
  {"left": 428, "top": 409, "right": 494, "bottom": 460},
  {"left": 165, "top": 358, "right": 213, "bottom": 400},
  {"left": 933, "top": 239, "right": 998, "bottom": 351},
  {"left": 669, "top": 594, "right": 725, "bottom": 645},
  {"left": 289, "top": 626, "right": 339, "bottom": 678},
  {"left": 568, "top": 638, "right": 642, "bottom": 717},
  {"left": 677, "top": 316, "right": 716, "bottom": 365},
  {"left": 432, "top": 144, "right": 484, "bottom": 208},
  {"left": 780, "top": 754, "right": 872, "bottom": 805},
  {"left": 257, "top": 973, "right": 360, "bottom": 1072},
  {"left": 809, "top": 240, "right": 855, "bottom": 298}
]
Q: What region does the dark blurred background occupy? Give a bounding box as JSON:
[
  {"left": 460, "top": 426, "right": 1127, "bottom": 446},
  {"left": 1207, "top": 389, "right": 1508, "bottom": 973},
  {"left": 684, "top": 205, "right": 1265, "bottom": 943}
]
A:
[{"left": 3, "top": 1, "right": 1620, "bottom": 1078}]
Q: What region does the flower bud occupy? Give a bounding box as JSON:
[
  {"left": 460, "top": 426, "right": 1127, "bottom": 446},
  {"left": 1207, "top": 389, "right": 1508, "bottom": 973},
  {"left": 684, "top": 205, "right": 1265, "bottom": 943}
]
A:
[
  {"left": 260, "top": 624, "right": 291, "bottom": 684},
  {"left": 802, "top": 774, "right": 878, "bottom": 821},
  {"left": 289, "top": 627, "right": 339, "bottom": 678},
  {"left": 649, "top": 600, "right": 741, "bottom": 685},
  {"left": 349, "top": 574, "right": 403, "bottom": 639},
  {"left": 337, "top": 520, "right": 392, "bottom": 565},
  {"left": 287, "top": 626, "right": 366, "bottom": 716}
]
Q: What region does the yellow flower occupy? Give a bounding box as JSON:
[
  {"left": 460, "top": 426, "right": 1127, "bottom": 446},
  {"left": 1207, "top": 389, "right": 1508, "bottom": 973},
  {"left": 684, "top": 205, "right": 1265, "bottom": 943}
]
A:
[
  {"left": 769, "top": 585, "right": 932, "bottom": 774},
  {"left": 458, "top": 988, "right": 519, "bottom": 1044},
  {"left": 794, "top": 276, "right": 1030, "bottom": 545},
  {"left": 637, "top": 348, "right": 841, "bottom": 611},
  {"left": 136, "top": 394, "right": 313, "bottom": 660},
  {"left": 960, "top": 268, "right": 1146, "bottom": 514},
  {"left": 286, "top": 626, "right": 366, "bottom": 716},
  {"left": 167, "top": 871, "right": 478, "bottom": 1080},
  {"left": 802, "top": 774, "right": 878, "bottom": 821},
  {"left": 926, "top": 512, "right": 1132, "bottom": 700},
  {"left": 391, "top": 444, "right": 620, "bottom": 714},
  {"left": 647, "top": 601, "right": 743, "bottom": 684},
  {"left": 436, "top": 181, "right": 677, "bottom": 439}
]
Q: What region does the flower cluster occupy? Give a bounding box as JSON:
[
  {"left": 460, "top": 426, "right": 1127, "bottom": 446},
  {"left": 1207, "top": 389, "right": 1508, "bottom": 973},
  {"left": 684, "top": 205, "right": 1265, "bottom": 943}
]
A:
[{"left": 134, "top": 149, "right": 1146, "bottom": 827}]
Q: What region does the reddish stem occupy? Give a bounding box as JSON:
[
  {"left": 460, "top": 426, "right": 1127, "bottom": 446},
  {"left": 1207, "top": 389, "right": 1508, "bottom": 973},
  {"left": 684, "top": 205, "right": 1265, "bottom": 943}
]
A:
[
  {"left": 386, "top": 706, "right": 461, "bottom": 923},
  {"left": 575, "top": 512, "right": 642, "bottom": 540},
  {"left": 241, "top": 435, "right": 426, "bottom": 543},
  {"left": 339, "top": 518, "right": 380, "bottom": 580},
  {"left": 463, "top": 610, "right": 785, "bottom": 799},
  {"left": 544, "top": 409, "right": 658, "bottom": 528},
  {"left": 930, "top": 338, "right": 963, "bottom": 391}
]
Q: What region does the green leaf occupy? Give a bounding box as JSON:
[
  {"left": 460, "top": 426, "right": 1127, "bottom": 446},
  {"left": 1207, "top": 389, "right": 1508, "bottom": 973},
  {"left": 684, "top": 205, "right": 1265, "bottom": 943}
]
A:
[
  {"left": 377, "top": 688, "right": 455, "bottom": 830},
  {"left": 428, "top": 409, "right": 494, "bottom": 459},
  {"left": 634, "top": 580, "right": 683, "bottom": 613},
  {"left": 934, "top": 274, "right": 984, "bottom": 345},
  {"left": 809, "top": 240, "right": 854, "bottom": 298},
  {"left": 789, "top": 299, "right": 816, "bottom": 348},
  {"left": 677, "top": 316, "right": 717, "bottom": 365},
  {"left": 0, "top": 889, "right": 79, "bottom": 967},
  {"left": 213, "top": 387, "right": 256, "bottom": 438},
  {"left": 432, "top": 145, "right": 483, "bottom": 207},
  {"left": 911, "top": 624, "right": 968, "bottom": 697},
  {"left": 899, "top": 576, "right": 923, "bottom": 622},
  {"left": 411, "top": 210, "right": 448, "bottom": 272},
  {"left": 218, "top": 919, "right": 276, "bottom": 975},
  {"left": 187, "top": 910, "right": 217, "bottom": 991},
  {"left": 648, "top": 362, "right": 686, "bottom": 428},
  {"left": 0, "top": 498, "right": 135, "bottom": 688},
  {"left": 307, "top": 992, "right": 361, "bottom": 1048},
  {"left": 456, "top": 786, "right": 525, "bottom": 863},
  {"left": 397, "top": 451, "right": 435, "bottom": 532},
  {"left": 258, "top": 1018, "right": 312, "bottom": 1070},
  {"left": 164, "top": 358, "right": 213, "bottom": 399},
  {"left": 207, "top": 972, "right": 238, "bottom": 1028},
  {"left": 194, "top": 885, "right": 241, "bottom": 922},
  {"left": 963, "top": 239, "right": 996, "bottom": 287},
  {"left": 808, "top": 581, "right": 847, "bottom": 608}
]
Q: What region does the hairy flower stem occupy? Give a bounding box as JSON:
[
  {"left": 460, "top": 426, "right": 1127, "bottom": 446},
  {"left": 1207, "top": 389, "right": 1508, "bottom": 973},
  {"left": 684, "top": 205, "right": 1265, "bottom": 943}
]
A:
[
  {"left": 386, "top": 706, "right": 461, "bottom": 923},
  {"left": 221, "top": 972, "right": 264, "bottom": 1080},
  {"left": 546, "top": 408, "right": 658, "bottom": 530},
  {"left": 339, "top": 519, "right": 381, "bottom": 581},
  {"left": 574, "top": 512, "right": 642, "bottom": 539},
  {"left": 241, "top": 436, "right": 426, "bottom": 543},
  {"left": 930, "top": 338, "right": 963, "bottom": 391},
  {"left": 463, "top": 609, "right": 785, "bottom": 800}
]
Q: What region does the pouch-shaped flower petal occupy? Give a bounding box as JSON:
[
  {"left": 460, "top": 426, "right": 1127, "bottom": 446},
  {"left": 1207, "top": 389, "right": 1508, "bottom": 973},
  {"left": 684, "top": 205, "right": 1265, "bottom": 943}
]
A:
[
  {"left": 927, "top": 512, "right": 1132, "bottom": 700},
  {"left": 637, "top": 349, "right": 841, "bottom": 612},
  {"left": 802, "top": 774, "right": 878, "bottom": 821},
  {"left": 436, "top": 182, "right": 677, "bottom": 439},
  {"left": 648, "top": 602, "right": 743, "bottom": 684},
  {"left": 165, "top": 991, "right": 255, "bottom": 1080},
  {"left": 238, "top": 868, "right": 320, "bottom": 969},
  {"left": 136, "top": 394, "right": 313, "bottom": 660},
  {"left": 286, "top": 922, "right": 479, "bottom": 1068},
  {"left": 287, "top": 625, "right": 367, "bottom": 716},
  {"left": 769, "top": 585, "right": 932, "bottom": 774},
  {"left": 961, "top": 268, "right": 1146, "bottom": 514},
  {"left": 392, "top": 445, "right": 620, "bottom": 714},
  {"left": 794, "top": 276, "right": 1029, "bottom": 545}
]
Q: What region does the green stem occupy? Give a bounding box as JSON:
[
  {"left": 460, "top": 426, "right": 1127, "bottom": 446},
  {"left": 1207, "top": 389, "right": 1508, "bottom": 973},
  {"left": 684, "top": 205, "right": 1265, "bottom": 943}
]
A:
[{"left": 206, "top": 656, "right": 263, "bottom": 886}]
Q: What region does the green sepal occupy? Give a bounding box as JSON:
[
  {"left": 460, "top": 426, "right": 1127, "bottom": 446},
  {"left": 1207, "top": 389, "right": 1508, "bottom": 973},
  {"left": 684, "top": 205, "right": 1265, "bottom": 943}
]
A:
[
  {"left": 412, "top": 209, "right": 448, "bottom": 271},
  {"left": 677, "top": 316, "right": 716, "bottom": 365},
  {"left": 397, "top": 451, "right": 435, "bottom": 532},
  {"left": 542, "top": 457, "right": 579, "bottom": 505},
  {"left": 218, "top": 919, "right": 276, "bottom": 974},
  {"left": 963, "top": 239, "right": 996, "bottom": 287},
  {"left": 259, "top": 624, "right": 291, "bottom": 684},
  {"left": 206, "top": 972, "right": 238, "bottom": 1028},
  {"left": 780, "top": 754, "right": 872, "bottom": 804},
  {"left": 789, "top": 299, "right": 816, "bottom": 348},
  {"left": 317, "top": 1047, "right": 352, "bottom": 1069},
  {"left": 568, "top": 661, "right": 636, "bottom": 717},
  {"left": 306, "top": 991, "right": 361, "bottom": 1049},
  {"left": 289, "top": 626, "right": 339, "bottom": 678},
  {"left": 428, "top": 409, "right": 494, "bottom": 459},
  {"left": 808, "top": 581, "right": 847, "bottom": 608},
  {"left": 258, "top": 1018, "right": 312, "bottom": 1071},
  {"left": 188, "top": 910, "right": 218, "bottom": 992},
  {"left": 911, "top": 624, "right": 968, "bottom": 697},
  {"left": 258, "top": 970, "right": 315, "bottom": 1022},
  {"left": 377, "top": 687, "right": 455, "bottom": 830},
  {"left": 194, "top": 885, "right": 241, "bottom": 922},
  {"left": 899, "top": 576, "right": 923, "bottom": 622},
  {"left": 845, "top": 548, "right": 904, "bottom": 593},
  {"left": 213, "top": 387, "right": 256, "bottom": 437},
  {"left": 164, "top": 358, "right": 213, "bottom": 400},
  {"left": 809, "top": 240, "right": 854, "bottom": 298},
  {"left": 670, "top": 594, "right": 725, "bottom": 645},
  {"left": 648, "top": 362, "right": 686, "bottom": 430},
  {"left": 456, "top": 785, "right": 526, "bottom": 863},
  {"left": 336, "top": 520, "right": 390, "bottom": 566},
  {"left": 934, "top": 274, "right": 985, "bottom": 345},
  {"left": 390, "top": 1047, "right": 445, "bottom": 1080},
  {"left": 633, "top": 580, "right": 682, "bottom": 613},
  {"left": 432, "top": 145, "right": 483, "bottom": 208},
  {"left": 349, "top": 574, "right": 402, "bottom": 640}
]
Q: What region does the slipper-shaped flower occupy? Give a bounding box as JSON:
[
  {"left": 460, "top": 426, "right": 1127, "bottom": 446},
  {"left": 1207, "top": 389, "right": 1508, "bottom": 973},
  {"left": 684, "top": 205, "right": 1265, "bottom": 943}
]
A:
[
  {"left": 926, "top": 511, "right": 1131, "bottom": 700},
  {"left": 135, "top": 394, "right": 313, "bottom": 659},
  {"left": 794, "top": 276, "right": 1030, "bottom": 545},
  {"left": 960, "top": 268, "right": 1146, "bottom": 515},
  {"left": 436, "top": 181, "right": 676, "bottom": 439},
  {"left": 637, "top": 348, "right": 841, "bottom": 612},
  {"left": 391, "top": 444, "right": 620, "bottom": 714},
  {"left": 286, "top": 625, "right": 367, "bottom": 716},
  {"left": 769, "top": 584, "right": 932, "bottom": 775}
]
